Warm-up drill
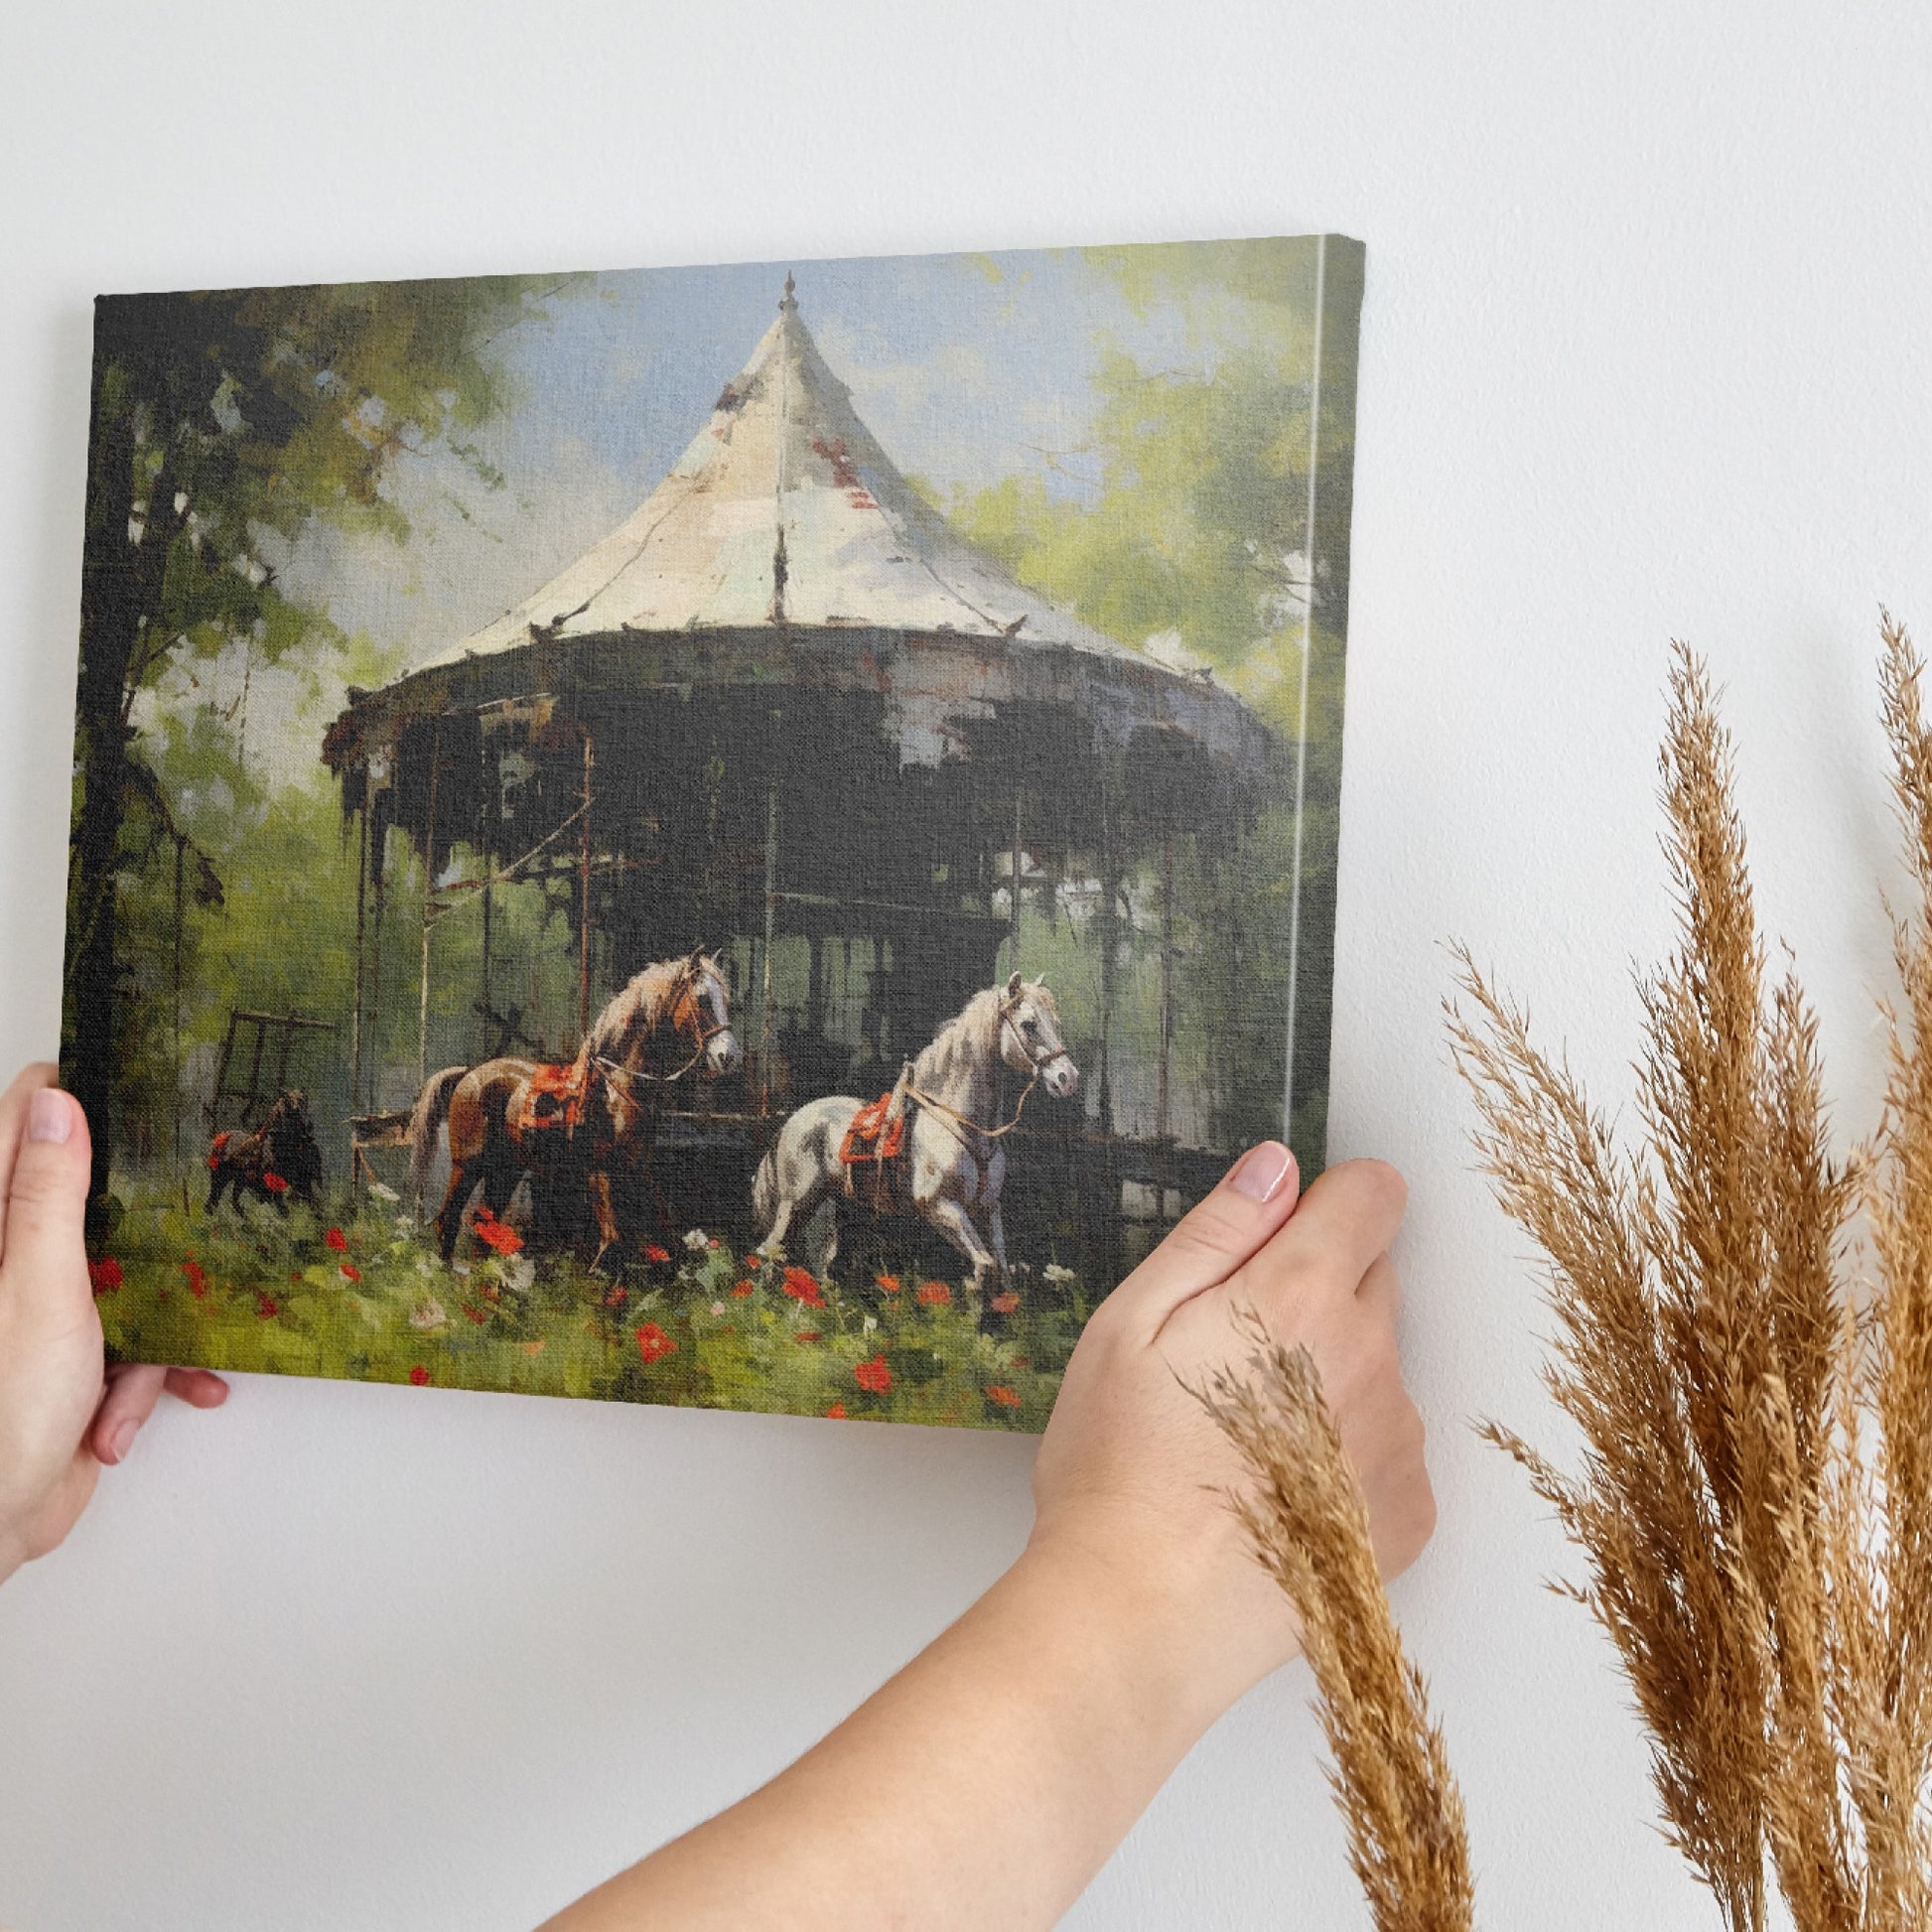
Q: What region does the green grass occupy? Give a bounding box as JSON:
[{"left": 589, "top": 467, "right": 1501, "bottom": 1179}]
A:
[{"left": 91, "top": 1180, "right": 1091, "bottom": 1432}]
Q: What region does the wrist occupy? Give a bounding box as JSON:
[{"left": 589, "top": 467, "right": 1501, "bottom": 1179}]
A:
[{"left": 1007, "top": 1524, "right": 1292, "bottom": 1747}]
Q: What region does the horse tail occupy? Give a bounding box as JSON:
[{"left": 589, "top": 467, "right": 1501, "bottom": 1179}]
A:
[
  {"left": 751, "top": 1144, "right": 779, "bottom": 1244},
  {"left": 408, "top": 1066, "right": 469, "bottom": 1225}
]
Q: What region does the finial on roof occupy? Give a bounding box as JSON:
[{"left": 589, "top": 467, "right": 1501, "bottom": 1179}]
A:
[{"left": 779, "top": 272, "right": 797, "bottom": 314}]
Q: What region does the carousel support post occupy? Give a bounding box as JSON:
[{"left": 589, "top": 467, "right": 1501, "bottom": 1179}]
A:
[
  {"left": 418, "top": 721, "right": 443, "bottom": 1094},
  {"left": 1008, "top": 790, "right": 1024, "bottom": 974},
  {"left": 1156, "top": 832, "right": 1176, "bottom": 1172},
  {"left": 349, "top": 804, "right": 367, "bottom": 1132},
  {"left": 578, "top": 727, "right": 595, "bottom": 1046},
  {"left": 1097, "top": 790, "right": 1118, "bottom": 1138},
  {"left": 759, "top": 783, "right": 778, "bottom": 1116},
  {"left": 481, "top": 874, "right": 493, "bottom": 1056},
  {"left": 367, "top": 820, "right": 386, "bottom": 1115}
]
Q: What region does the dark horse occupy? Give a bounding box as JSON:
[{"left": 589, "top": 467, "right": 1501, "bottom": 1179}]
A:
[
  {"left": 207, "top": 1089, "right": 325, "bottom": 1216},
  {"left": 408, "top": 949, "right": 739, "bottom": 1267}
]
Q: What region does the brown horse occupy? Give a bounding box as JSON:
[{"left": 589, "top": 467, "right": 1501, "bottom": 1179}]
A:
[
  {"left": 410, "top": 949, "right": 739, "bottom": 1267},
  {"left": 207, "top": 1089, "right": 325, "bottom": 1217}
]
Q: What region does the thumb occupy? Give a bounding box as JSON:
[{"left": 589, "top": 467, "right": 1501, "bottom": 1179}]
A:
[
  {"left": 1, "top": 1080, "right": 95, "bottom": 1329},
  {"left": 1102, "top": 1141, "right": 1302, "bottom": 1338}
]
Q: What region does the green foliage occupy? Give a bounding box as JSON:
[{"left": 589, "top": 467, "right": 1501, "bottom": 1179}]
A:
[
  {"left": 72, "top": 277, "right": 575, "bottom": 1156},
  {"left": 950, "top": 241, "right": 1354, "bottom": 1162},
  {"left": 95, "top": 1191, "right": 1069, "bottom": 1432}
]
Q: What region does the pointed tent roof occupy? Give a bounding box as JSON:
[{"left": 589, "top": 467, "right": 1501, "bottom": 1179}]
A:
[{"left": 425, "top": 279, "right": 1139, "bottom": 667}]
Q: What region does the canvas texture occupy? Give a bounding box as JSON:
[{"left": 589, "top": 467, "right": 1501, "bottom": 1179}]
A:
[{"left": 62, "top": 237, "right": 1364, "bottom": 1431}]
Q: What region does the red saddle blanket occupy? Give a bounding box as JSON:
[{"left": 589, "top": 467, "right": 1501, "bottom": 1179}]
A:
[
  {"left": 513, "top": 1060, "right": 592, "bottom": 1136},
  {"left": 839, "top": 1091, "right": 906, "bottom": 1166}
]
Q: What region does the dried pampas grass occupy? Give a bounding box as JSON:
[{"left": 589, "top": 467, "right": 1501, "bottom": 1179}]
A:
[
  {"left": 1200, "top": 1313, "right": 1474, "bottom": 1932},
  {"left": 1447, "top": 616, "right": 1932, "bottom": 1930},
  {"left": 1210, "top": 618, "right": 1932, "bottom": 1931}
]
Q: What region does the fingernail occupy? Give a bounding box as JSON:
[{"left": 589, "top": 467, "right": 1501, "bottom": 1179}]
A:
[
  {"left": 27, "top": 1089, "right": 72, "bottom": 1144},
  {"left": 1229, "top": 1142, "right": 1295, "bottom": 1203},
  {"left": 106, "top": 1418, "right": 138, "bottom": 1464}
]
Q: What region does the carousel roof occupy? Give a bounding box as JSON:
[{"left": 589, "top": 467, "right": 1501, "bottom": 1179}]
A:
[{"left": 423, "top": 278, "right": 1139, "bottom": 668}]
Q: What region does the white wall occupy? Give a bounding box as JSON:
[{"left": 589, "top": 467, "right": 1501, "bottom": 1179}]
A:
[{"left": 2, "top": 3, "right": 1928, "bottom": 1924}]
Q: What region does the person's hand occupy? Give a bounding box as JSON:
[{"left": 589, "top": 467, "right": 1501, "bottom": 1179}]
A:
[
  {"left": 1028, "top": 1145, "right": 1434, "bottom": 1721},
  {"left": 0, "top": 1063, "right": 227, "bottom": 1584}
]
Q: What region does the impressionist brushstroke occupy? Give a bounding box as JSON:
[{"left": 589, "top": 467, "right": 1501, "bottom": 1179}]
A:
[{"left": 64, "top": 237, "right": 1362, "bottom": 1427}]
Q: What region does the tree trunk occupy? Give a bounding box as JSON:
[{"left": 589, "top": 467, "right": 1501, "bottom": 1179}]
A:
[{"left": 66, "top": 334, "right": 179, "bottom": 1235}]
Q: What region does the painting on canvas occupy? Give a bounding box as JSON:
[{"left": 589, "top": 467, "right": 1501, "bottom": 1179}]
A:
[{"left": 63, "top": 236, "right": 1364, "bottom": 1428}]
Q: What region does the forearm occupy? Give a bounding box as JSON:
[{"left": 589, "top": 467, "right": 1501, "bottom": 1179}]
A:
[{"left": 543, "top": 1541, "right": 1243, "bottom": 1931}]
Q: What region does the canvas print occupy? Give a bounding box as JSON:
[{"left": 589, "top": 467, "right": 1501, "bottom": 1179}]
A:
[{"left": 63, "top": 236, "right": 1364, "bottom": 1429}]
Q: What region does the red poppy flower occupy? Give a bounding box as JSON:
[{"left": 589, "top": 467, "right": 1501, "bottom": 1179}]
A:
[
  {"left": 825, "top": 1402, "right": 848, "bottom": 1420},
  {"left": 731, "top": 1280, "right": 755, "bottom": 1299},
  {"left": 643, "top": 1243, "right": 671, "bottom": 1265},
  {"left": 463, "top": 1303, "right": 488, "bottom": 1324},
  {"left": 256, "top": 1293, "right": 280, "bottom": 1318},
  {"left": 985, "top": 1384, "right": 1022, "bottom": 1410},
  {"left": 793, "top": 1330, "right": 821, "bottom": 1344},
  {"left": 475, "top": 1218, "right": 523, "bottom": 1256},
  {"left": 340, "top": 1264, "right": 361, "bottom": 1283},
  {"left": 634, "top": 1320, "right": 677, "bottom": 1365},
  {"left": 989, "top": 1292, "right": 1020, "bottom": 1315},
  {"left": 604, "top": 1285, "right": 628, "bottom": 1309},
  {"left": 854, "top": 1354, "right": 892, "bottom": 1395},
  {"left": 181, "top": 1259, "right": 207, "bottom": 1300},
  {"left": 875, "top": 1273, "right": 901, "bottom": 1294},
  {"left": 87, "top": 1257, "right": 123, "bottom": 1296},
  {"left": 916, "top": 1281, "right": 952, "bottom": 1308},
  {"left": 262, "top": 1173, "right": 289, "bottom": 1194},
  {"left": 782, "top": 1267, "right": 826, "bottom": 1308},
  {"left": 408, "top": 1365, "right": 430, "bottom": 1386},
  {"left": 325, "top": 1227, "right": 348, "bottom": 1252}
]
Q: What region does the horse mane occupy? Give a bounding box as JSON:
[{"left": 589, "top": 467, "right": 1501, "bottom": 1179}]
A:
[
  {"left": 911, "top": 989, "right": 1066, "bottom": 1097},
  {"left": 583, "top": 954, "right": 726, "bottom": 1065},
  {"left": 582, "top": 959, "right": 681, "bottom": 1063}
]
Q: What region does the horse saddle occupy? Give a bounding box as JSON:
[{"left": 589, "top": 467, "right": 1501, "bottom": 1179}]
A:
[
  {"left": 839, "top": 1067, "right": 914, "bottom": 1207},
  {"left": 512, "top": 1060, "right": 592, "bottom": 1136},
  {"left": 839, "top": 1092, "right": 906, "bottom": 1169}
]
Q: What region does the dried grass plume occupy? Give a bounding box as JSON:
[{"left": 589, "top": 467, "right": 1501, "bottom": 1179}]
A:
[
  {"left": 1200, "top": 1312, "right": 1475, "bottom": 1932},
  {"left": 1448, "top": 616, "right": 1932, "bottom": 1930}
]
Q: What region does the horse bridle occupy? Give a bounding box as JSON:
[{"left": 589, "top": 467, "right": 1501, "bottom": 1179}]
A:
[
  {"left": 904, "top": 988, "right": 1069, "bottom": 1155},
  {"left": 998, "top": 988, "right": 1072, "bottom": 1087},
  {"left": 595, "top": 959, "right": 732, "bottom": 1096}
]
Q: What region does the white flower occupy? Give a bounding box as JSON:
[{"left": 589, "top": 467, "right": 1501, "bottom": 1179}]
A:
[
  {"left": 1042, "top": 1263, "right": 1077, "bottom": 1286},
  {"left": 863, "top": 1313, "right": 879, "bottom": 1335},
  {"left": 710, "top": 1300, "right": 728, "bottom": 1316},
  {"left": 683, "top": 1228, "right": 711, "bottom": 1254},
  {"left": 409, "top": 1294, "right": 448, "bottom": 1331},
  {"left": 365, "top": 1179, "right": 400, "bottom": 1203}
]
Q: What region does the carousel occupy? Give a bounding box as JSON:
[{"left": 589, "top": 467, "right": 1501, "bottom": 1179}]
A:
[{"left": 322, "top": 278, "right": 1289, "bottom": 1281}]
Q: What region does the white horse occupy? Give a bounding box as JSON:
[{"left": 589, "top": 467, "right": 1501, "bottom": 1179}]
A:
[{"left": 750, "top": 972, "right": 1079, "bottom": 1296}]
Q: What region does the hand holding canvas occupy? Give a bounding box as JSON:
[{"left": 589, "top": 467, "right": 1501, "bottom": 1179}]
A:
[
  {"left": 0, "top": 1064, "right": 226, "bottom": 1584},
  {"left": 548, "top": 1143, "right": 1435, "bottom": 1932}
]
